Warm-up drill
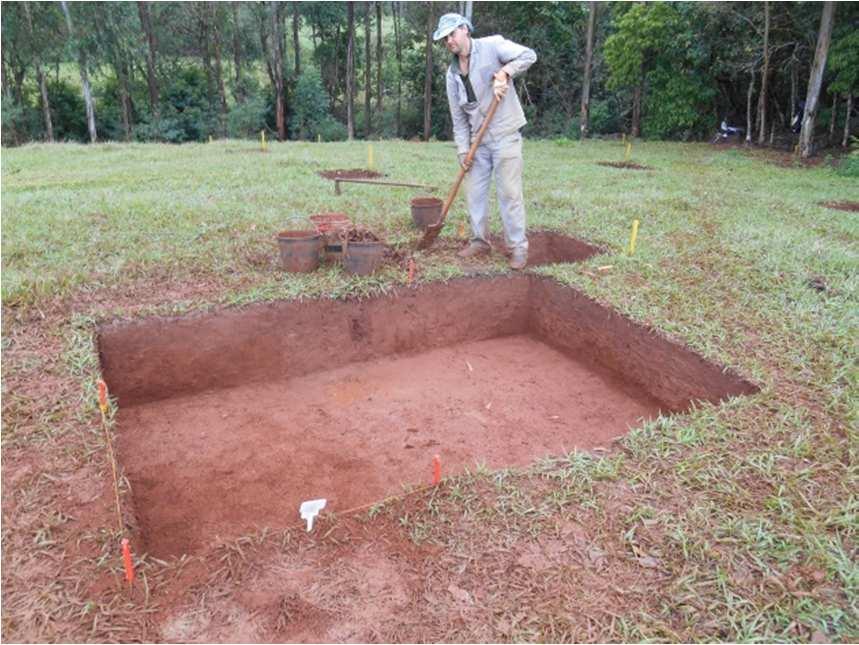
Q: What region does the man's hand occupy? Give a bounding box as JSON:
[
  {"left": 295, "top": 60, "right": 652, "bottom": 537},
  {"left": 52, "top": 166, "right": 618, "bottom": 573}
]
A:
[
  {"left": 458, "top": 152, "right": 473, "bottom": 172},
  {"left": 493, "top": 69, "right": 509, "bottom": 99}
]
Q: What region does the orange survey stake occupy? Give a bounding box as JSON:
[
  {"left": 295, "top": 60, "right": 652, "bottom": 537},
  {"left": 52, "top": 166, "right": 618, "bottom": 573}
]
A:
[
  {"left": 432, "top": 454, "right": 441, "bottom": 485},
  {"left": 97, "top": 380, "right": 109, "bottom": 415},
  {"left": 121, "top": 538, "right": 135, "bottom": 585}
]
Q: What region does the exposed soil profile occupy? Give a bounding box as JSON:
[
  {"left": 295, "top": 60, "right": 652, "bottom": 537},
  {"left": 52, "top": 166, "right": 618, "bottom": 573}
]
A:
[
  {"left": 99, "top": 275, "right": 758, "bottom": 558},
  {"left": 318, "top": 169, "right": 383, "bottom": 180},
  {"left": 819, "top": 200, "right": 859, "bottom": 213},
  {"left": 597, "top": 161, "right": 652, "bottom": 170}
]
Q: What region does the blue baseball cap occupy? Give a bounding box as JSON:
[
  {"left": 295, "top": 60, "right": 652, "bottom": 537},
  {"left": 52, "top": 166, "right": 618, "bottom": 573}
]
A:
[{"left": 433, "top": 13, "right": 473, "bottom": 41}]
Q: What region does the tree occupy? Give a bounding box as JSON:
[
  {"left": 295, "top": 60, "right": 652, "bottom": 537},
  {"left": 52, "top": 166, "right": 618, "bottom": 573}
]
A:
[
  {"left": 364, "top": 2, "right": 372, "bottom": 137},
  {"left": 23, "top": 2, "right": 54, "bottom": 141},
  {"left": 828, "top": 29, "right": 859, "bottom": 147},
  {"left": 346, "top": 1, "right": 356, "bottom": 140},
  {"left": 60, "top": 1, "right": 97, "bottom": 143},
  {"left": 260, "top": 1, "right": 288, "bottom": 140},
  {"left": 604, "top": 3, "right": 678, "bottom": 137},
  {"left": 292, "top": 2, "right": 301, "bottom": 77},
  {"left": 580, "top": 1, "right": 597, "bottom": 139},
  {"left": 231, "top": 3, "right": 245, "bottom": 103},
  {"left": 799, "top": 1, "right": 836, "bottom": 158},
  {"left": 137, "top": 1, "right": 160, "bottom": 131},
  {"left": 756, "top": 1, "right": 770, "bottom": 144},
  {"left": 392, "top": 1, "right": 403, "bottom": 137},
  {"left": 375, "top": 1, "right": 383, "bottom": 119},
  {"left": 423, "top": 1, "right": 433, "bottom": 141}
]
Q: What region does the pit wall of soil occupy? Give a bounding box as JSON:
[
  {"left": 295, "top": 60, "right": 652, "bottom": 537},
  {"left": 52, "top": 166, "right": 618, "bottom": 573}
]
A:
[{"left": 99, "top": 275, "right": 757, "bottom": 413}]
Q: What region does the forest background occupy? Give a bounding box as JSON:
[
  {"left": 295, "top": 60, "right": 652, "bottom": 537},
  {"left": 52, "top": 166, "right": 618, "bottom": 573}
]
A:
[{"left": 2, "top": 1, "right": 857, "bottom": 155}]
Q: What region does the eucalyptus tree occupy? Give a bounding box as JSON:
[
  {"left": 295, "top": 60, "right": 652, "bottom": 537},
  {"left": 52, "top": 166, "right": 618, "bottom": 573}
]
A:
[{"left": 60, "top": 0, "right": 97, "bottom": 142}]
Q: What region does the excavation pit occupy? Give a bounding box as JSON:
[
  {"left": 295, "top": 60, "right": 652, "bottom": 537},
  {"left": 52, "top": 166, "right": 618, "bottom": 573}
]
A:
[{"left": 99, "top": 275, "right": 757, "bottom": 558}]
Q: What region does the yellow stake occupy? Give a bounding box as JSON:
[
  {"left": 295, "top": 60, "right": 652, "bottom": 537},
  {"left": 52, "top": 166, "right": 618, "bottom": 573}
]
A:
[
  {"left": 368, "top": 144, "right": 375, "bottom": 170},
  {"left": 624, "top": 141, "right": 632, "bottom": 162},
  {"left": 261, "top": 130, "right": 267, "bottom": 151},
  {"left": 628, "top": 219, "right": 640, "bottom": 255}
]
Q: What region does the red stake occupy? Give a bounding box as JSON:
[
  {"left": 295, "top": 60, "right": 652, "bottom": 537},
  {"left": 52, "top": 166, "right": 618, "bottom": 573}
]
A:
[
  {"left": 97, "top": 380, "right": 109, "bottom": 416},
  {"left": 407, "top": 258, "right": 416, "bottom": 285},
  {"left": 432, "top": 454, "right": 441, "bottom": 485},
  {"left": 121, "top": 538, "right": 135, "bottom": 585}
]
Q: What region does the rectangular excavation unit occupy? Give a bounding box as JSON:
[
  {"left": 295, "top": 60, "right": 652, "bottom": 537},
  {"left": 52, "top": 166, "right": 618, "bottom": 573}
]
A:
[{"left": 99, "top": 274, "right": 757, "bottom": 558}]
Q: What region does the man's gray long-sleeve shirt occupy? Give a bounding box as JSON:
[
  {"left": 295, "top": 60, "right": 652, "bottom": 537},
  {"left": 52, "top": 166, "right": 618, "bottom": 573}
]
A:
[{"left": 445, "top": 35, "right": 537, "bottom": 155}]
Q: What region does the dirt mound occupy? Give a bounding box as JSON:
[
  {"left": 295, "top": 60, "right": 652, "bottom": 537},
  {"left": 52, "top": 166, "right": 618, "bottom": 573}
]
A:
[
  {"left": 597, "top": 161, "right": 652, "bottom": 171},
  {"left": 819, "top": 200, "right": 859, "bottom": 212}
]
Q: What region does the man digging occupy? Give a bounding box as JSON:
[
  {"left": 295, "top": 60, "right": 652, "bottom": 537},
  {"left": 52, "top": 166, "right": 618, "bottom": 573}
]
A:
[{"left": 435, "top": 13, "right": 537, "bottom": 270}]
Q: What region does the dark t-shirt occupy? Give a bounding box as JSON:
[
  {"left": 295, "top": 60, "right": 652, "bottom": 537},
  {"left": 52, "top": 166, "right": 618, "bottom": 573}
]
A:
[{"left": 460, "top": 73, "right": 477, "bottom": 103}]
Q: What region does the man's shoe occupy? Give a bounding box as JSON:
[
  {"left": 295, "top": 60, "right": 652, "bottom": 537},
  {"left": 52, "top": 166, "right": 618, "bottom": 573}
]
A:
[
  {"left": 457, "top": 241, "right": 491, "bottom": 258},
  {"left": 509, "top": 250, "right": 528, "bottom": 270}
]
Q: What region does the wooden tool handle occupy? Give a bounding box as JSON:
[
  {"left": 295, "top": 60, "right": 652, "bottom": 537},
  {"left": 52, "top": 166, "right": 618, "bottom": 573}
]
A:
[{"left": 440, "top": 95, "right": 503, "bottom": 220}]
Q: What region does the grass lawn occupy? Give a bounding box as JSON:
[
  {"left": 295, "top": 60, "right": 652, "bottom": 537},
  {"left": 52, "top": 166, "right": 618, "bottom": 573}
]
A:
[{"left": 1, "top": 138, "right": 857, "bottom": 642}]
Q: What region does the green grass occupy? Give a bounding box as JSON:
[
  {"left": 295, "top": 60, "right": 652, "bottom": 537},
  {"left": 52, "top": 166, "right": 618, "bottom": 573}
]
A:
[{"left": 2, "top": 138, "right": 858, "bottom": 642}]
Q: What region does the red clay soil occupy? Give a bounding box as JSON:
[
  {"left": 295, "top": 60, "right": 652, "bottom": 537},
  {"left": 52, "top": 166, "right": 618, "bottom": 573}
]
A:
[
  {"left": 488, "top": 230, "right": 603, "bottom": 266},
  {"left": 820, "top": 200, "right": 859, "bottom": 212},
  {"left": 597, "top": 161, "right": 651, "bottom": 170},
  {"left": 99, "top": 275, "right": 757, "bottom": 559},
  {"left": 119, "top": 334, "right": 662, "bottom": 558},
  {"left": 318, "top": 168, "right": 382, "bottom": 180}
]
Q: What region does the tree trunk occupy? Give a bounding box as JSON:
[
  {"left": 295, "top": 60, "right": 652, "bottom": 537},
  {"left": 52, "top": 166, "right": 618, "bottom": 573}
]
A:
[
  {"left": 271, "top": 2, "right": 287, "bottom": 141},
  {"left": 580, "top": 1, "right": 597, "bottom": 139},
  {"left": 23, "top": 3, "right": 54, "bottom": 142},
  {"left": 631, "top": 77, "right": 642, "bottom": 138},
  {"left": 232, "top": 3, "right": 244, "bottom": 103},
  {"left": 393, "top": 1, "right": 402, "bottom": 137},
  {"left": 346, "top": 2, "right": 356, "bottom": 140},
  {"left": 790, "top": 57, "right": 797, "bottom": 122},
  {"left": 209, "top": 3, "right": 228, "bottom": 137},
  {"left": 757, "top": 0, "right": 770, "bottom": 145},
  {"left": 292, "top": 1, "right": 300, "bottom": 77},
  {"left": 1, "top": 58, "right": 20, "bottom": 145},
  {"left": 61, "top": 1, "right": 97, "bottom": 143},
  {"left": 364, "top": 2, "right": 372, "bottom": 137},
  {"left": 828, "top": 93, "right": 837, "bottom": 145},
  {"left": 843, "top": 93, "right": 853, "bottom": 147},
  {"left": 137, "top": 1, "right": 160, "bottom": 129},
  {"left": 376, "top": 1, "right": 382, "bottom": 119},
  {"left": 465, "top": 0, "right": 473, "bottom": 22},
  {"left": 799, "top": 1, "right": 836, "bottom": 158},
  {"left": 423, "top": 2, "right": 433, "bottom": 141},
  {"left": 199, "top": 5, "right": 217, "bottom": 119},
  {"left": 117, "top": 59, "right": 133, "bottom": 141},
  {"left": 745, "top": 71, "right": 755, "bottom": 143}
]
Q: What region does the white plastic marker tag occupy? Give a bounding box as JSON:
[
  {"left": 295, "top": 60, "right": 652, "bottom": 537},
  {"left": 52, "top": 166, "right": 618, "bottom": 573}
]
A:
[{"left": 299, "top": 499, "right": 327, "bottom": 532}]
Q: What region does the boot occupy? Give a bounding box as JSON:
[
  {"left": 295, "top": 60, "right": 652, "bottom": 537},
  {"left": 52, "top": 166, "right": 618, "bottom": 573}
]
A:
[
  {"left": 509, "top": 249, "right": 528, "bottom": 270},
  {"left": 457, "top": 241, "right": 491, "bottom": 258}
]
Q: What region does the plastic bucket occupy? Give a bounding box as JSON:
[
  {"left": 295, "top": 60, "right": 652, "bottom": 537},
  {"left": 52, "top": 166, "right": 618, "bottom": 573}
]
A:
[
  {"left": 276, "top": 230, "right": 322, "bottom": 273},
  {"left": 410, "top": 197, "right": 443, "bottom": 229},
  {"left": 343, "top": 241, "right": 386, "bottom": 276}
]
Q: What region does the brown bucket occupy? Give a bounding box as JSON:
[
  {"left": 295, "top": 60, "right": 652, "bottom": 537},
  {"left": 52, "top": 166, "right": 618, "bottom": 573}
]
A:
[
  {"left": 343, "top": 241, "right": 386, "bottom": 276},
  {"left": 276, "top": 230, "right": 322, "bottom": 273},
  {"left": 410, "top": 197, "right": 443, "bottom": 229}
]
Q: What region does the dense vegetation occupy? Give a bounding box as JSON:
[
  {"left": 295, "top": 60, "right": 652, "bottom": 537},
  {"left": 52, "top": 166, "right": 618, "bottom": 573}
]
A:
[{"left": 1, "top": 1, "right": 857, "bottom": 150}]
